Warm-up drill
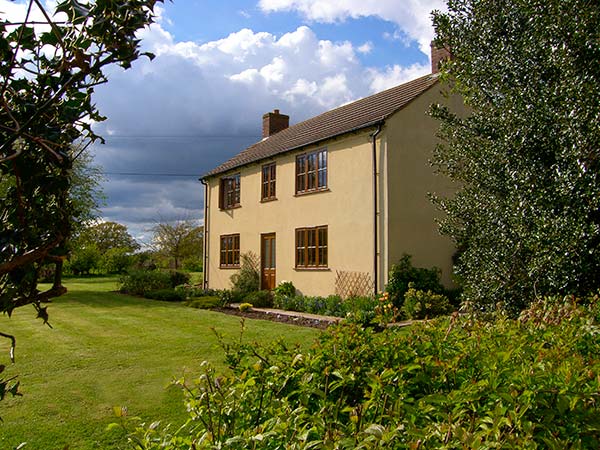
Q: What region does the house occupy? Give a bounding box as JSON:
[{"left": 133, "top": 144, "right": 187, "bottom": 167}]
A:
[{"left": 200, "top": 45, "right": 464, "bottom": 297}]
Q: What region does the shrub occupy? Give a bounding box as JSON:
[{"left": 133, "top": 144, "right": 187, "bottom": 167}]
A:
[
  {"left": 238, "top": 302, "right": 252, "bottom": 312},
  {"left": 129, "top": 299, "right": 600, "bottom": 449},
  {"left": 217, "top": 289, "right": 243, "bottom": 306},
  {"left": 101, "top": 247, "right": 133, "bottom": 274},
  {"left": 175, "top": 284, "right": 218, "bottom": 300},
  {"left": 144, "top": 288, "right": 184, "bottom": 302},
  {"left": 182, "top": 257, "right": 203, "bottom": 272},
  {"left": 386, "top": 254, "right": 445, "bottom": 309},
  {"left": 243, "top": 290, "right": 273, "bottom": 308},
  {"left": 402, "top": 285, "right": 454, "bottom": 319},
  {"left": 343, "top": 296, "right": 378, "bottom": 326},
  {"left": 119, "top": 270, "right": 171, "bottom": 296},
  {"left": 230, "top": 252, "right": 260, "bottom": 295},
  {"left": 168, "top": 270, "right": 190, "bottom": 288},
  {"left": 273, "top": 280, "right": 296, "bottom": 298},
  {"left": 273, "top": 293, "right": 301, "bottom": 311},
  {"left": 186, "top": 296, "right": 221, "bottom": 309},
  {"left": 68, "top": 246, "right": 101, "bottom": 275}
]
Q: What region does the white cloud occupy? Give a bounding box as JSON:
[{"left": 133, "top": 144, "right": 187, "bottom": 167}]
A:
[
  {"left": 357, "top": 41, "right": 373, "bottom": 54},
  {"left": 258, "top": 0, "right": 446, "bottom": 55},
  {"left": 367, "top": 63, "right": 430, "bottom": 92},
  {"left": 79, "top": 16, "right": 435, "bottom": 232}
]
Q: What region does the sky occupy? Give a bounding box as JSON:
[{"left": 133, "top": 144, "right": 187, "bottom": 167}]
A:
[{"left": 2, "top": 0, "right": 446, "bottom": 244}]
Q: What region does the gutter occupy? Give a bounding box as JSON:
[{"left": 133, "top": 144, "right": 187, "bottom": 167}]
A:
[
  {"left": 200, "top": 178, "right": 209, "bottom": 290},
  {"left": 203, "top": 119, "right": 387, "bottom": 179},
  {"left": 371, "top": 122, "right": 383, "bottom": 297}
]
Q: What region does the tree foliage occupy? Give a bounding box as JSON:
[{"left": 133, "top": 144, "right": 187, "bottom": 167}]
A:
[
  {"left": 69, "top": 144, "right": 106, "bottom": 235},
  {"left": 75, "top": 221, "right": 139, "bottom": 254},
  {"left": 151, "top": 220, "right": 203, "bottom": 270},
  {"left": 127, "top": 297, "right": 600, "bottom": 448},
  {"left": 0, "top": 0, "right": 163, "bottom": 396},
  {"left": 430, "top": 0, "right": 600, "bottom": 310}
]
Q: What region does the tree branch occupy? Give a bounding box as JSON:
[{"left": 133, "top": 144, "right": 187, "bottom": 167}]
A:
[
  {"left": 0, "top": 332, "right": 16, "bottom": 363},
  {"left": 0, "top": 234, "right": 63, "bottom": 277},
  {"left": 0, "top": 0, "right": 34, "bottom": 96}
]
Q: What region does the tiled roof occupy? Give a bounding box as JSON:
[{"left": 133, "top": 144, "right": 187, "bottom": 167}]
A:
[{"left": 203, "top": 73, "right": 439, "bottom": 178}]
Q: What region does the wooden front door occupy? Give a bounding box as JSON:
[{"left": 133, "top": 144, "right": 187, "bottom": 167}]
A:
[{"left": 261, "top": 233, "right": 276, "bottom": 290}]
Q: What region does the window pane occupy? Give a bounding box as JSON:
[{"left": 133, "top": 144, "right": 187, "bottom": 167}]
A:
[
  {"left": 318, "top": 169, "right": 326, "bottom": 188},
  {"left": 319, "top": 227, "right": 327, "bottom": 245}
]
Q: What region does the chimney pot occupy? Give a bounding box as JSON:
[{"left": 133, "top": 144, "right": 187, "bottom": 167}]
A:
[{"left": 262, "top": 109, "right": 289, "bottom": 138}]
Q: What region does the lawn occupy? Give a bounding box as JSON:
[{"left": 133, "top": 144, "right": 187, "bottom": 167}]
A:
[{"left": 0, "top": 277, "right": 320, "bottom": 449}]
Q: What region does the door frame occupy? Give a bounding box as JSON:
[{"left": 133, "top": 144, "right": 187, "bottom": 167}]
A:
[{"left": 260, "top": 233, "right": 276, "bottom": 290}]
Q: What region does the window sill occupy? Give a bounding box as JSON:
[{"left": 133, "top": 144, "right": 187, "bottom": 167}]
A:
[
  {"left": 220, "top": 265, "right": 240, "bottom": 269},
  {"left": 219, "top": 204, "right": 241, "bottom": 211},
  {"left": 294, "top": 267, "right": 330, "bottom": 272},
  {"left": 294, "top": 188, "right": 330, "bottom": 197},
  {"left": 260, "top": 197, "right": 277, "bottom": 203}
]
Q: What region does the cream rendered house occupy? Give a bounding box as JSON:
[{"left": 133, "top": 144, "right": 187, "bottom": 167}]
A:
[{"left": 201, "top": 47, "right": 463, "bottom": 297}]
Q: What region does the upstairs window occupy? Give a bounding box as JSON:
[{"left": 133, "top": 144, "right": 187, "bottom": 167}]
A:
[
  {"left": 295, "top": 226, "right": 328, "bottom": 268},
  {"left": 296, "top": 148, "right": 327, "bottom": 194},
  {"left": 220, "top": 234, "right": 240, "bottom": 268},
  {"left": 219, "top": 173, "right": 240, "bottom": 209},
  {"left": 261, "top": 162, "right": 276, "bottom": 201}
]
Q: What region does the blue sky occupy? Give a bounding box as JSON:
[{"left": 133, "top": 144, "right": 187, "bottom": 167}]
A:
[{"left": 1, "top": 0, "right": 445, "bottom": 243}]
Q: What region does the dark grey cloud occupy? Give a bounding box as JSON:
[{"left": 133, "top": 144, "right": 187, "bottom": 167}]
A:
[{"left": 88, "top": 21, "right": 428, "bottom": 241}]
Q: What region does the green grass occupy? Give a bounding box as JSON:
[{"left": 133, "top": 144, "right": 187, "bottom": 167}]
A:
[{"left": 0, "top": 277, "right": 319, "bottom": 449}]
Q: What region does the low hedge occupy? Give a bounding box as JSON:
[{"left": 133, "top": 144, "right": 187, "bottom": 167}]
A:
[
  {"left": 185, "top": 296, "right": 221, "bottom": 309},
  {"left": 130, "top": 294, "right": 600, "bottom": 448},
  {"left": 144, "top": 289, "right": 184, "bottom": 302}
]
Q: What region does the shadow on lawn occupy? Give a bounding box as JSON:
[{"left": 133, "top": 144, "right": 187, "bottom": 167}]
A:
[{"left": 53, "top": 290, "right": 191, "bottom": 309}]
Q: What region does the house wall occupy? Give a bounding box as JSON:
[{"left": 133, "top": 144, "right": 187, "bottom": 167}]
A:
[
  {"left": 385, "top": 86, "right": 465, "bottom": 286},
  {"left": 204, "top": 131, "right": 375, "bottom": 297}
]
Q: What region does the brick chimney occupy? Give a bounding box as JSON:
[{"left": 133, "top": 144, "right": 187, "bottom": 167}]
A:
[
  {"left": 262, "top": 109, "right": 289, "bottom": 138},
  {"left": 430, "top": 42, "right": 452, "bottom": 74}
]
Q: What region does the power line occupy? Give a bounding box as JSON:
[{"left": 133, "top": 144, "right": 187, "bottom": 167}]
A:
[
  {"left": 104, "top": 172, "right": 200, "bottom": 177},
  {"left": 102, "top": 134, "right": 261, "bottom": 139}
]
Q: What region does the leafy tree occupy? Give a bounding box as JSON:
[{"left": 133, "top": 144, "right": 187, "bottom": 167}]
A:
[
  {"left": 0, "top": 0, "right": 163, "bottom": 398},
  {"left": 69, "top": 144, "right": 106, "bottom": 236},
  {"left": 68, "top": 245, "right": 101, "bottom": 276},
  {"left": 101, "top": 247, "right": 134, "bottom": 274},
  {"left": 430, "top": 0, "right": 600, "bottom": 311},
  {"left": 151, "top": 220, "right": 203, "bottom": 270},
  {"left": 75, "top": 221, "right": 139, "bottom": 254}
]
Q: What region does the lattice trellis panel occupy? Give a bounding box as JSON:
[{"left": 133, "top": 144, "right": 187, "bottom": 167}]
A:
[{"left": 335, "top": 270, "right": 374, "bottom": 299}]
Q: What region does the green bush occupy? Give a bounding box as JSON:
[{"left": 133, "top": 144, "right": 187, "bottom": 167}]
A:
[
  {"left": 129, "top": 295, "right": 600, "bottom": 449},
  {"left": 101, "top": 247, "right": 133, "bottom": 274},
  {"left": 239, "top": 302, "right": 252, "bottom": 312},
  {"left": 68, "top": 246, "right": 101, "bottom": 275},
  {"left": 243, "top": 290, "right": 273, "bottom": 308},
  {"left": 144, "top": 288, "right": 184, "bottom": 302},
  {"left": 175, "top": 284, "right": 218, "bottom": 300},
  {"left": 185, "top": 296, "right": 221, "bottom": 309},
  {"left": 182, "top": 257, "right": 203, "bottom": 272},
  {"left": 168, "top": 270, "right": 190, "bottom": 288},
  {"left": 273, "top": 280, "right": 296, "bottom": 298},
  {"left": 217, "top": 289, "right": 242, "bottom": 306},
  {"left": 386, "top": 254, "right": 445, "bottom": 309},
  {"left": 402, "top": 285, "right": 454, "bottom": 319},
  {"left": 230, "top": 252, "right": 259, "bottom": 295},
  {"left": 118, "top": 270, "right": 171, "bottom": 296}
]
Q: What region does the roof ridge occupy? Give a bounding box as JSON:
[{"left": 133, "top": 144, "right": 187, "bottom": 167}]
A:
[{"left": 203, "top": 73, "right": 438, "bottom": 178}]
